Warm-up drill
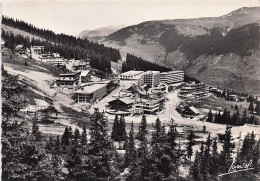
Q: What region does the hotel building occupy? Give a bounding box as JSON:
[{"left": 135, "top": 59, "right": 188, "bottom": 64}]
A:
[{"left": 160, "top": 70, "right": 184, "bottom": 84}]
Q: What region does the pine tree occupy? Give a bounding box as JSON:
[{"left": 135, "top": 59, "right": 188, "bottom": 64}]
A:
[
  {"left": 111, "top": 115, "right": 119, "bottom": 141},
  {"left": 55, "top": 136, "right": 61, "bottom": 154},
  {"left": 68, "top": 126, "right": 73, "bottom": 139},
  {"left": 248, "top": 101, "right": 254, "bottom": 114},
  {"left": 238, "top": 132, "right": 256, "bottom": 161},
  {"left": 241, "top": 108, "right": 247, "bottom": 125},
  {"left": 231, "top": 112, "right": 239, "bottom": 125},
  {"left": 202, "top": 137, "right": 211, "bottom": 181},
  {"left": 167, "top": 120, "right": 178, "bottom": 150},
  {"left": 124, "top": 121, "right": 136, "bottom": 167},
  {"left": 209, "top": 137, "right": 220, "bottom": 176},
  {"left": 203, "top": 125, "right": 206, "bottom": 133},
  {"left": 88, "top": 108, "right": 111, "bottom": 178},
  {"left": 81, "top": 125, "right": 87, "bottom": 147},
  {"left": 252, "top": 140, "right": 260, "bottom": 173},
  {"left": 32, "top": 120, "right": 41, "bottom": 141},
  {"left": 186, "top": 130, "right": 196, "bottom": 160},
  {"left": 190, "top": 151, "right": 202, "bottom": 181},
  {"left": 220, "top": 125, "right": 233, "bottom": 172},
  {"left": 151, "top": 117, "right": 163, "bottom": 151},
  {"left": 45, "top": 136, "right": 54, "bottom": 152},
  {"left": 137, "top": 137, "right": 150, "bottom": 179},
  {"left": 89, "top": 108, "right": 110, "bottom": 154},
  {"left": 61, "top": 126, "right": 70, "bottom": 146},
  {"left": 255, "top": 102, "right": 260, "bottom": 115},
  {"left": 214, "top": 111, "right": 219, "bottom": 123},
  {"left": 136, "top": 113, "right": 148, "bottom": 141},
  {"left": 206, "top": 109, "right": 213, "bottom": 122},
  {"left": 118, "top": 114, "right": 127, "bottom": 141},
  {"left": 74, "top": 128, "right": 80, "bottom": 145}
]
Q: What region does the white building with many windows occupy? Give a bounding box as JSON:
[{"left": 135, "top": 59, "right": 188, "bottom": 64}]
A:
[
  {"left": 74, "top": 83, "right": 107, "bottom": 103},
  {"left": 144, "top": 71, "right": 160, "bottom": 87},
  {"left": 160, "top": 70, "right": 184, "bottom": 84},
  {"left": 178, "top": 82, "right": 209, "bottom": 99},
  {"left": 119, "top": 71, "right": 146, "bottom": 86}
]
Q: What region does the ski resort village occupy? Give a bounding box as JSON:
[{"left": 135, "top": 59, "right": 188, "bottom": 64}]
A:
[{"left": 2, "top": 9, "right": 260, "bottom": 181}]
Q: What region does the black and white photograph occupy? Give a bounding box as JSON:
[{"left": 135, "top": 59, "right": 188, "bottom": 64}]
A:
[{"left": 1, "top": 0, "right": 260, "bottom": 180}]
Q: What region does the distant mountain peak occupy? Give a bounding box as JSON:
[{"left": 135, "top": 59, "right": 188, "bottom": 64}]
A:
[
  {"left": 77, "top": 25, "right": 126, "bottom": 39},
  {"left": 224, "top": 6, "right": 260, "bottom": 17}
]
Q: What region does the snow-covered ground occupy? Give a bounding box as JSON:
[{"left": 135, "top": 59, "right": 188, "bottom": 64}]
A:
[
  {"left": 4, "top": 63, "right": 56, "bottom": 97},
  {"left": 5, "top": 61, "right": 260, "bottom": 154}
]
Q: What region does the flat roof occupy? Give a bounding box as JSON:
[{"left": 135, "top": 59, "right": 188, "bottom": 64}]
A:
[
  {"left": 145, "top": 70, "right": 160, "bottom": 75},
  {"left": 75, "top": 83, "right": 107, "bottom": 94},
  {"left": 160, "top": 70, "right": 184, "bottom": 74},
  {"left": 120, "top": 71, "right": 144, "bottom": 76},
  {"left": 60, "top": 72, "right": 80, "bottom": 77}
]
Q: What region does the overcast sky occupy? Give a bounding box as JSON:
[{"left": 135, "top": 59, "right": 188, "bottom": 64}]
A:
[{"left": 2, "top": 0, "right": 260, "bottom": 36}]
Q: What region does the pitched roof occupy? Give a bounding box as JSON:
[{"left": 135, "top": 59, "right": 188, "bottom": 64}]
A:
[
  {"left": 108, "top": 97, "right": 134, "bottom": 105},
  {"left": 81, "top": 70, "right": 90, "bottom": 77},
  {"left": 189, "top": 106, "right": 200, "bottom": 114}
]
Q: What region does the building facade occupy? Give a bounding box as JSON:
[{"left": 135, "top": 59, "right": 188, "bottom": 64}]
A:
[
  {"left": 144, "top": 71, "right": 160, "bottom": 87},
  {"left": 120, "top": 71, "right": 146, "bottom": 86},
  {"left": 31, "top": 45, "right": 45, "bottom": 54},
  {"left": 75, "top": 83, "right": 107, "bottom": 103},
  {"left": 107, "top": 98, "right": 134, "bottom": 111},
  {"left": 160, "top": 70, "right": 184, "bottom": 84},
  {"left": 80, "top": 70, "right": 91, "bottom": 83},
  {"left": 178, "top": 82, "right": 209, "bottom": 99},
  {"left": 56, "top": 72, "right": 81, "bottom": 89}
]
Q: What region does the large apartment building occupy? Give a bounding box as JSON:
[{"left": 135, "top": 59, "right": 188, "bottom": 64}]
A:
[
  {"left": 120, "top": 70, "right": 167, "bottom": 88},
  {"left": 144, "top": 71, "right": 160, "bottom": 87},
  {"left": 119, "top": 71, "right": 145, "bottom": 86},
  {"left": 178, "top": 82, "right": 209, "bottom": 99},
  {"left": 160, "top": 70, "right": 184, "bottom": 84},
  {"left": 74, "top": 83, "right": 107, "bottom": 103}
]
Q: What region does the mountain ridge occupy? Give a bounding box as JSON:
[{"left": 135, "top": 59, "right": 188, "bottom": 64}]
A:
[
  {"left": 77, "top": 25, "right": 125, "bottom": 41},
  {"left": 102, "top": 6, "right": 260, "bottom": 95}
]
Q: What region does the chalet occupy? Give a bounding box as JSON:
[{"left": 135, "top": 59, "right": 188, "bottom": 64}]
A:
[
  {"left": 229, "top": 95, "right": 239, "bottom": 102},
  {"left": 31, "top": 45, "right": 45, "bottom": 54},
  {"left": 56, "top": 72, "right": 81, "bottom": 89},
  {"left": 80, "top": 70, "right": 91, "bottom": 83},
  {"left": 14, "top": 45, "right": 26, "bottom": 54},
  {"left": 183, "top": 106, "right": 200, "bottom": 116},
  {"left": 108, "top": 98, "right": 134, "bottom": 111}
]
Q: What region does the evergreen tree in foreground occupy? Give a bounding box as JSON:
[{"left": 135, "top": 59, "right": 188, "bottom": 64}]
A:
[
  {"left": 186, "top": 130, "right": 196, "bottom": 160},
  {"left": 219, "top": 125, "right": 234, "bottom": 173},
  {"left": 191, "top": 151, "right": 202, "bottom": 181},
  {"left": 136, "top": 113, "right": 148, "bottom": 141},
  {"left": 248, "top": 101, "right": 254, "bottom": 114},
  {"left": 111, "top": 115, "right": 119, "bottom": 141},
  {"left": 124, "top": 121, "right": 137, "bottom": 167},
  {"left": 118, "top": 114, "right": 127, "bottom": 141},
  {"left": 206, "top": 109, "right": 213, "bottom": 122}
]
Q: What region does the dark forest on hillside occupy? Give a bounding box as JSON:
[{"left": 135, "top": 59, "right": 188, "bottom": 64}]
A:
[
  {"left": 2, "top": 16, "right": 121, "bottom": 73},
  {"left": 122, "top": 53, "right": 171, "bottom": 72}
]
